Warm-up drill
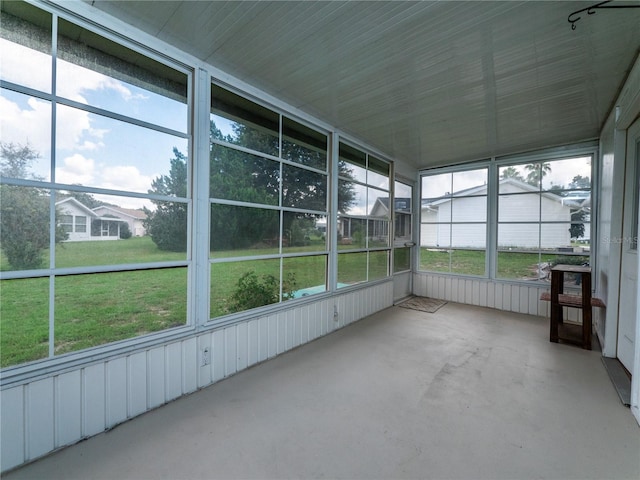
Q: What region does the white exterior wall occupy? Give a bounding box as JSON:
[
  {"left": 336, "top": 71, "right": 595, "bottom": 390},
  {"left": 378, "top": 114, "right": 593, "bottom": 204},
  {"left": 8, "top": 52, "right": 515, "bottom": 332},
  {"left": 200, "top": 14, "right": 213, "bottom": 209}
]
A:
[
  {"left": 92, "top": 207, "right": 146, "bottom": 237},
  {"left": 57, "top": 202, "right": 92, "bottom": 242},
  {"left": 0, "top": 282, "right": 393, "bottom": 473}
]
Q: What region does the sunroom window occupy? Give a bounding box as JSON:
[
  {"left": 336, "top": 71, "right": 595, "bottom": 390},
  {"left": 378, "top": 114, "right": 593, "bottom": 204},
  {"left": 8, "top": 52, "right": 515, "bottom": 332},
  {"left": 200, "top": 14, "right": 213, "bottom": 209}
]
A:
[
  {"left": 209, "top": 85, "right": 329, "bottom": 318},
  {"left": 0, "top": 1, "right": 191, "bottom": 368}
]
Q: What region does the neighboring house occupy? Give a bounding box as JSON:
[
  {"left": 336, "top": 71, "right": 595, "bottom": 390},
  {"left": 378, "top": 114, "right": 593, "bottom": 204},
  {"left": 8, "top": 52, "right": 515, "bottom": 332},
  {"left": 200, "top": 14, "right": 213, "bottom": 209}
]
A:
[
  {"left": 92, "top": 205, "right": 147, "bottom": 237},
  {"left": 368, "top": 197, "right": 412, "bottom": 244},
  {"left": 56, "top": 198, "right": 146, "bottom": 241},
  {"left": 421, "top": 178, "right": 576, "bottom": 249}
]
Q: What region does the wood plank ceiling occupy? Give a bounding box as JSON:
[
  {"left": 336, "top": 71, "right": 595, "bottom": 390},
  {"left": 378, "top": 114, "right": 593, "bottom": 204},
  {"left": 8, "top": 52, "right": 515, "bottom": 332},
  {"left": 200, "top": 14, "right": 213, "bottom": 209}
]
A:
[{"left": 84, "top": 0, "right": 640, "bottom": 169}]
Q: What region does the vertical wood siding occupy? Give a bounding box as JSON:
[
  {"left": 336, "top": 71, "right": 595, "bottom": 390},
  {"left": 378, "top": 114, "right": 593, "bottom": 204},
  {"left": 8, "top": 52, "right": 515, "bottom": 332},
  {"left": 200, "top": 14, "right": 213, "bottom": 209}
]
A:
[
  {"left": 0, "top": 282, "right": 393, "bottom": 473},
  {"left": 413, "top": 272, "right": 557, "bottom": 318}
]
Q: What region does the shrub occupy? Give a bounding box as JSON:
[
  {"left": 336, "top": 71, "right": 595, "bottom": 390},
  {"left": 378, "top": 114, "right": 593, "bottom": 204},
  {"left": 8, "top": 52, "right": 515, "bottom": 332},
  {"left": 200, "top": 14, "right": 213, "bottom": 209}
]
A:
[{"left": 227, "top": 271, "right": 297, "bottom": 313}]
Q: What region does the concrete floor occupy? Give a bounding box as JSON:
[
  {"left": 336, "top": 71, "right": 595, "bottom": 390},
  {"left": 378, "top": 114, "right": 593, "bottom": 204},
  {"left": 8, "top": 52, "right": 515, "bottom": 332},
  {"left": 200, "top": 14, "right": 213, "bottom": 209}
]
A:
[{"left": 6, "top": 303, "right": 639, "bottom": 480}]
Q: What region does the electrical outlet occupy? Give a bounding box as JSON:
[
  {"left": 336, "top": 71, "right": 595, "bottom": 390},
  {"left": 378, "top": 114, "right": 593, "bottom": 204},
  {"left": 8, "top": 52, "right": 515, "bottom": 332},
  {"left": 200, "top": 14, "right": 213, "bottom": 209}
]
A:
[
  {"left": 201, "top": 347, "right": 210, "bottom": 366},
  {"left": 333, "top": 304, "right": 339, "bottom": 320}
]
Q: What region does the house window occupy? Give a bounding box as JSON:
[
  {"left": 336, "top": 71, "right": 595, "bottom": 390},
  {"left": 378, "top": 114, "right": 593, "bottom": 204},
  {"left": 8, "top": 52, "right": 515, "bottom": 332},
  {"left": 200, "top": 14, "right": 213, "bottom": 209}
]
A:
[
  {"left": 209, "top": 84, "right": 329, "bottom": 318},
  {"left": 0, "top": 1, "right": 191, "bottom": 368},
  {"left": 497, "top": 156, "right": 592, "bottom": 280},
  {"left": 337, "top": 143, "right": 391, "bottom": 285},
  {"left": 60, "top": 214, "right": 73, "bottom": 233},
  {"left": 75, "top": 215, "right": 86, "bottom": 233},
  {"left": 420, "top": 168, "right": 488, "bottom": 276}
]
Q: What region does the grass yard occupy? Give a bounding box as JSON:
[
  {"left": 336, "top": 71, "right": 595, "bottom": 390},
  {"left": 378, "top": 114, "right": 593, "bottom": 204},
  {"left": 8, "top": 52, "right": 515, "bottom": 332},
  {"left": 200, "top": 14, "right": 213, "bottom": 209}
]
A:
[
  {"left": 420, "top": 248, "right": 589, "bottom": 280},
  {"left": 1, "top": 236, "right": 388, "bottom": 367}
]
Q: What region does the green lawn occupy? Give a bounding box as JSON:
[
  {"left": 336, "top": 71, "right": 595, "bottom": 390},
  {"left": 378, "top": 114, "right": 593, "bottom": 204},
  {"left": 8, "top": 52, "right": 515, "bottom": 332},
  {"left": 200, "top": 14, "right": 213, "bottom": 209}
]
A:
[
  {"left": 1, "top": 237, "right": 386, "bottom": 367},
  {"left": 420, "top": 248, "right": 589, "bottom": 280}
]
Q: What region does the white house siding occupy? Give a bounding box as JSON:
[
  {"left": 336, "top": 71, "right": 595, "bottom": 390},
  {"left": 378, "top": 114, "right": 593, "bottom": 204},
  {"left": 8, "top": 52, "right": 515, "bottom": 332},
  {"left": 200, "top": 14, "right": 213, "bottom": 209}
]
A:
[
  {"left": 57, "top": 202, "right": 92, "bottom": 242},
  {"left": 92, "top": 206, "right": 146, "bottom": 237},
  {"left": 421, "top": 183, "right": 570, "bottom": 249},
  {"left": 0, "top": 281, "right": 393, "bottom": 473}
]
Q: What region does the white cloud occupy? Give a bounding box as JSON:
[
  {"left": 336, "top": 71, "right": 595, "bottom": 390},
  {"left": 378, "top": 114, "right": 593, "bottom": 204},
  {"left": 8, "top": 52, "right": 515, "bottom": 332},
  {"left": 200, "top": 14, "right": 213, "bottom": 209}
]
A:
[
  {"left": 55, "top": 154, "right": 95, "bottom": 185},
  {"left": 101, "top": 165, "right": 154, "bottom": 194},
  {"left": 0, "top": 39, "right": 51, "bottom": 92},
  {"left": 0, "top": 95, "right": 52, "bottom": 155}
]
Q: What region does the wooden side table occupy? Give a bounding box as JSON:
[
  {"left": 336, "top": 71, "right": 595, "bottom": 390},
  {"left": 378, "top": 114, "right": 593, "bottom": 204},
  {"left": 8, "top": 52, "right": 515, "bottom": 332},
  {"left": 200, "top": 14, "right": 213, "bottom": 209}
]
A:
[{"left": 549, "top": 264, "right": 592, "bottom": 350}]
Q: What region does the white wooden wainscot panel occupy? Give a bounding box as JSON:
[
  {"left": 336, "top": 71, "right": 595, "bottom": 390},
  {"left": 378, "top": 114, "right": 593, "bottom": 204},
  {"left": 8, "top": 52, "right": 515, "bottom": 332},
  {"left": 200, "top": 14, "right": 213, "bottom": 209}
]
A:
[
  {"left": 26, "top": 378, "right": 54, "bottom": 460},
  {"left": 267, "top": 314, "right": 278, "bottom": 358},
  {"left": 1, "top": 386, "right": 25, "bottom": 471},
  {"left": 197, "top": 333, "right": 213, "bottom": 389},
  {"left": 83, "top": 363, "right": 106, "bottom": 437},
  {"left": 128, "top": 352, "right": 147, "bottom": 418},
  {"left": 258, "top": 316, "right": 269, "bottom": 363},
  {"left": 55, "top": 371, "right": 82, "bottom": 448},
  {"left": 165, "top": 342, "right": 183, "bottom": 402},
  {"left": 300, "top": 305, "right": 310, "bottom": 345},
  {"left": 224, "top": 325, "right": 238, "bottom": 377},
  {"left": 148, "top": 347, "right": 165, "bottom": 409},
  {"left": 182, "top": 337, "right": 198, "bottom": 395},
  {"left": 285, "top": 309, "right": 295, "bottom": 351},
  {"left": 237, "top": 322, "right": 249, "bottom": 372},
  {"left": 248, "top": 319, "right": 259, "bottom": 367},
  {"left": 487, "top": 282, "right": 495, "bottom": 309},
  {"left": 106, "top": 357, "right": 127, "bottom": 428},
  {"left": 212, "top": 329, "right": 225, "bottom": 383},
  {"left": 277, "top": 314, "right": 286, "bottom": 355}
]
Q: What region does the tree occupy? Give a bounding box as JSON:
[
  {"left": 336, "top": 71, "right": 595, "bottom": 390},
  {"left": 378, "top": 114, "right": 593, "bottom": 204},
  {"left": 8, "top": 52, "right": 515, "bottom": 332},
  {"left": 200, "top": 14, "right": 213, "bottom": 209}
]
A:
[
  {"left": 143, "top": 148, "right": 188, "bottom": 251},
  {"left": 500, "top": 166, "right": 525, "bottom": 182},
  {"left": 146, "top": 121, "right": 357, "bottom": 252},
  {"left": 524, "top": 162, "right": 551, "bottom": 186},
  {"left": 0, "top": 142, "right": 67, "bottom": 269}
]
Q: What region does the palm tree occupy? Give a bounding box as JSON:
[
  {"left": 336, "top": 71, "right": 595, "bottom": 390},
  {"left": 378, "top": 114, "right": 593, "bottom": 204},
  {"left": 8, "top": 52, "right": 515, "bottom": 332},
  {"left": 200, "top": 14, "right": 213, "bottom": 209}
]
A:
[{"left": 525, "top": 162, "right": 551, "bottom": 186}]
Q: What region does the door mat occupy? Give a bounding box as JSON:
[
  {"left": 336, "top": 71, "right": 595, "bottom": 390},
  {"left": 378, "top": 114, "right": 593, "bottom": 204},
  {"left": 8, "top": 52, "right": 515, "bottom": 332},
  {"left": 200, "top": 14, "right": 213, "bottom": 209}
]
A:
[{"left": 398, "top": 296, "right": 447, "bottom": 313}]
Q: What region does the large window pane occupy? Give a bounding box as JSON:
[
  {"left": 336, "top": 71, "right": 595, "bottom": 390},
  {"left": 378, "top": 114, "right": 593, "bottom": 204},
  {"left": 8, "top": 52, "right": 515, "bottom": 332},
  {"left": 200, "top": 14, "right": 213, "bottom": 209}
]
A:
[
  {"left": 393, "top": 247, "right": 411, "bottom": 273},
  {"left": 498, "top": 223, "right": 540, "bottom": 250},
  {"left": 54, "top": 268, "right": 187, "bottom": 354},
  {"left": 0, "top": 185, "right": 51, "bottom": 271},
  {"left": 498, "top": 193, "right": 540, "bottom": 222},
  {"left": 338, "top": 252, "right": 367, "bottom": 286},
  {"left": 541, "top": 157, "right": 592, "bottom": 192},
  {"left": 368, "top": 156, "right": 389, "bottom": 190},
  {"left": 420, "top": 247, "right": 450, "bottom": 273},
  {"left": 339, "top": 144, "right": 367, "bottom": 183},
  {"left": 210, "top": 204, "right": 279, "bottom": 255},
  {"left": 338, "top": 217, "right": 367, "bottom": 249},
  {"left": 282, "top": 212, "right": 326, "bottom": 253},
  {"left": 285, "top": 255, "right": 327, "bottom": 298},
  {"left": 210, "top": 259, "right": 281, "bottom": 318},
  {"left": 0, "top": 89, "right": 52, "bottom": 180},
  {"left": 57, "top": 19, "right": 188, "bottom": 133},
  {"left": 450, "top": 249, "right": 485, "bottom": 276},
  {"left": 422, "top": 173, "right": 451, "bottom": 201},
  {"left": 368, "top": 219, "right": 389, "bottom": 247},
  {"left": 211, "top": 85, "right": 279, "bottom": 157},
  {"left": 55, "top": 104, "right": 188, "bottom": 194},
  {"left": 282, "top": 164, "right": 327, "bottom": 211},
  {"left": 0, "top": 277, "right": 49, "bottom": 367},
  {"left": 451, "top": 195, "right": 487, "bottom": 222},
  {"left": 0, "top": 1, "right": 52, "bottom": 92},
  {"left": 210, "top": 145, "right": 279, "bottom": 205},
  {"left": 369, "top": 250, "right": 389, "bottom": 280},
  {"left": 339, "top": 180, "right": 366, "bottom": 216},
  {"left": 282, "top": 117, "right": 327, "bottom": 171},
  {"left": 452, "top": 169, "right": 486, "bottom": 194}
]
